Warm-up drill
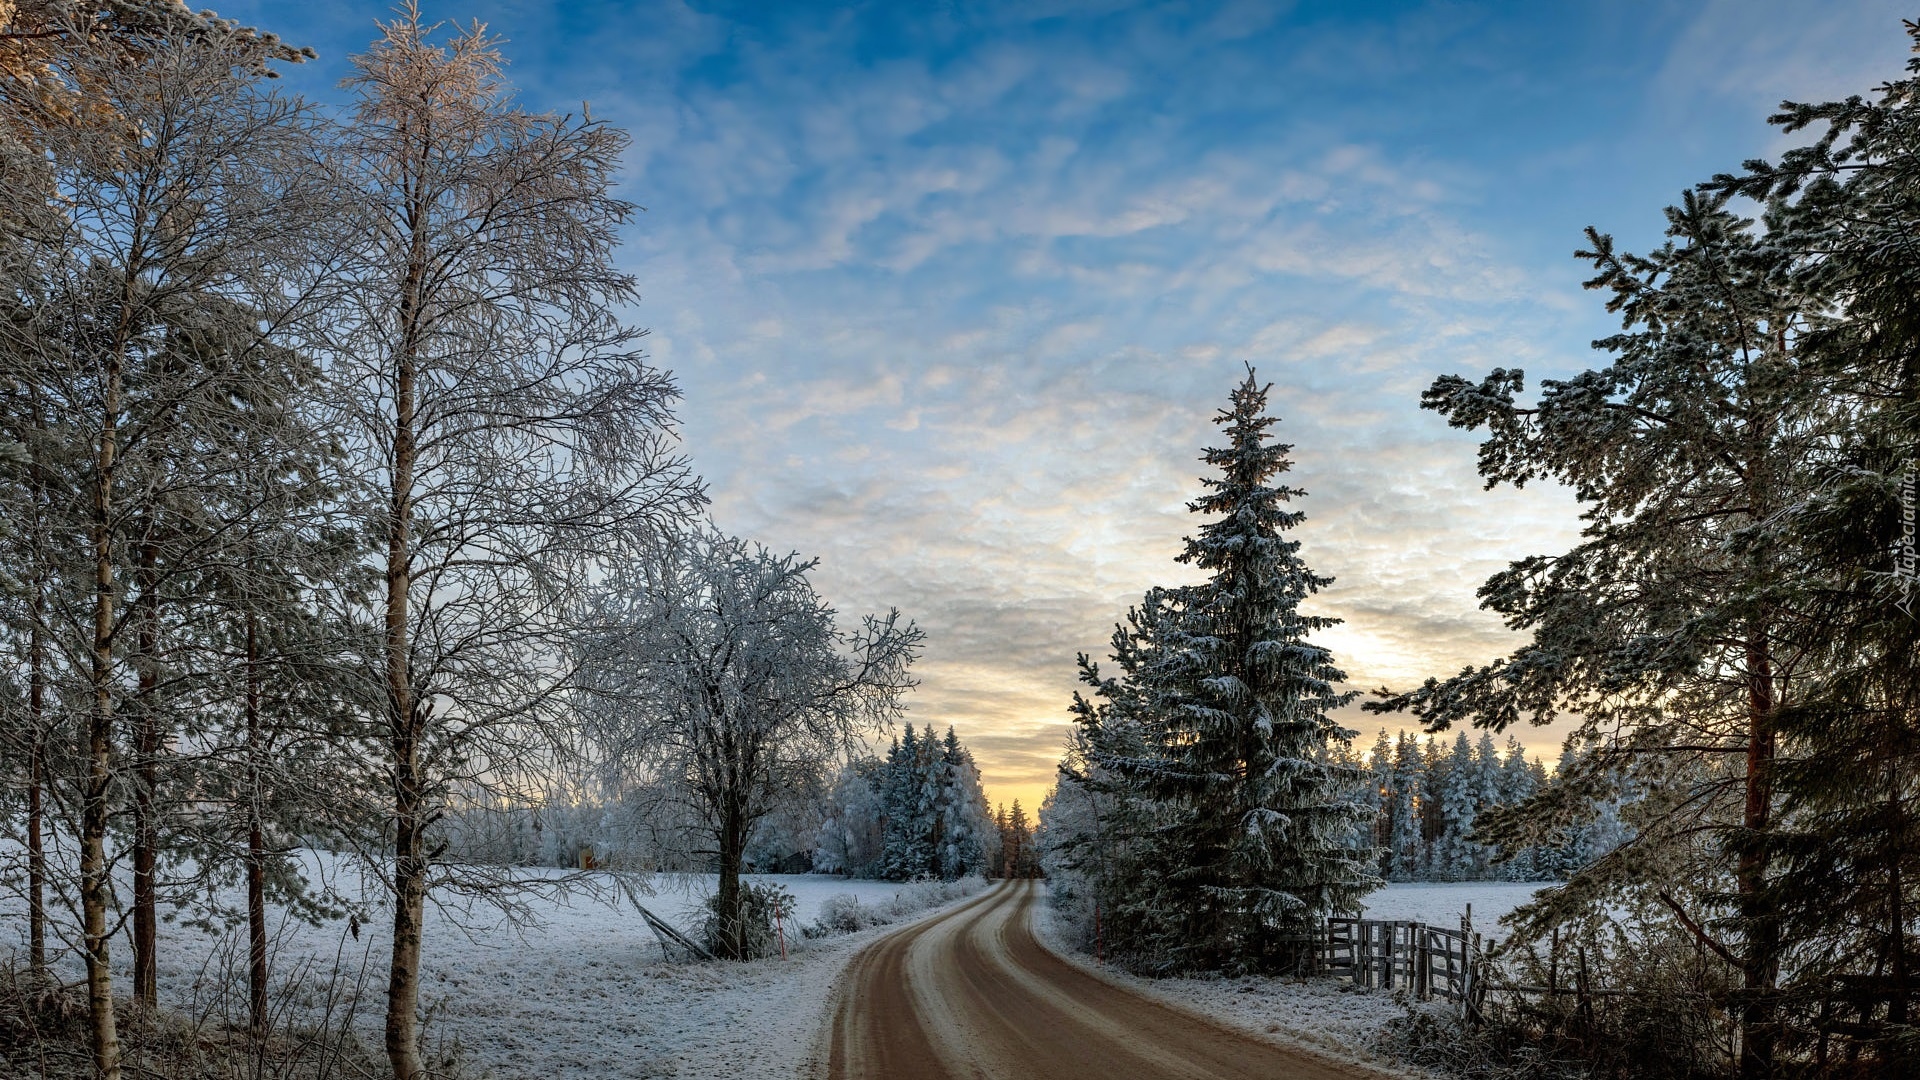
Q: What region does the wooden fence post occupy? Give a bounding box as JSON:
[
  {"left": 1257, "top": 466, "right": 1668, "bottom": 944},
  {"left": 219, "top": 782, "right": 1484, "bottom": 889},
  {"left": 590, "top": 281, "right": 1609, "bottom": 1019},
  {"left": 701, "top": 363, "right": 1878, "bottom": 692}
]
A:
[
  {"left": 1359, "top": 921, "right": 1370, "bottom": 988},
  {"left": 1461, "top": 904, "right": 1474, "bottom": 1022},
  {"left": 1390, "top": 922, "right": 1405, "bottom": 991},
  {"left": 1411, "top": 922, "right": 1426, "bottom": 1001}
]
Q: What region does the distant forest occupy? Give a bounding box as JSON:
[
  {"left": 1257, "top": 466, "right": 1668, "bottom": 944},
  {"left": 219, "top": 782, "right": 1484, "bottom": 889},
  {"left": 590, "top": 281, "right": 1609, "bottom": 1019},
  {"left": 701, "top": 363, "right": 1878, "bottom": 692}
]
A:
[
  {"left": 437, "top": 723, "right": 1046, "bottom": 881},
  {"left": 1342, "top": 731, "right": 1627, "bottom": 884}
]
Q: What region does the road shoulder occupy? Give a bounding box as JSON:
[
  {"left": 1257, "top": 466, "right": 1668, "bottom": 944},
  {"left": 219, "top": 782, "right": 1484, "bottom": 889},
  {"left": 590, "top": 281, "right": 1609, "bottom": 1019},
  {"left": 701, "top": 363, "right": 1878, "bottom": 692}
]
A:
[{"left": 1026, "top": 890, "right": 1445, "bottom": 1080}]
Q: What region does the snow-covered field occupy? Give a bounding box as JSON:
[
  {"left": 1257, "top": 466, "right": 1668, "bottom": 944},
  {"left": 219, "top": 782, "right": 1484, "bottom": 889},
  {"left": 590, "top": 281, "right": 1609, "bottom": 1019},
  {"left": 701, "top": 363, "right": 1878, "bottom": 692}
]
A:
[
  {"left": 0, "top": 853, "right": 985, "bottom": 1079},
  {"left": 642, "top": 871, "right": 950, "bottom": 938},
  {"left": 3, "top": 865, "right": 1545, "bottom": 1078},
  {"left": 1360, "top": 881, "right": 1548, "bottom": 940}
]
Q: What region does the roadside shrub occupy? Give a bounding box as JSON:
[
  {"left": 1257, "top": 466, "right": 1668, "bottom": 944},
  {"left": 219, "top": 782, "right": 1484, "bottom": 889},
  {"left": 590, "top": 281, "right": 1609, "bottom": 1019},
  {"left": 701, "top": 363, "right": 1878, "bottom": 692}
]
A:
[
  {"left": 812, "top": 893, "right": 880, "bottom": 935},
  {"left": 1382, "top": 916, "right": 1730, "bottom": 1080},
  {"left": 701, "top": 881, "right": 798, "bottom": 960}
]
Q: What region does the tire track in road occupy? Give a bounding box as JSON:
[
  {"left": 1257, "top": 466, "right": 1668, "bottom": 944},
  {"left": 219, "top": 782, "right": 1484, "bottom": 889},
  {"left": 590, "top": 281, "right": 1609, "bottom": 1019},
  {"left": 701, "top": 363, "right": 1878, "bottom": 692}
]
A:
[{"left": 822, "top": 879, "right": 1396, "bottom": 1080}]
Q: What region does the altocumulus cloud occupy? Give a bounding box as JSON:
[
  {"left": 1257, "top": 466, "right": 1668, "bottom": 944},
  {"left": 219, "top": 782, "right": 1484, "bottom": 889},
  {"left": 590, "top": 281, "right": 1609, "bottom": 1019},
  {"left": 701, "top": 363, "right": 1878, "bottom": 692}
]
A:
[{"left": 238, "top": 0, "right": 1917, "bottom": 808}]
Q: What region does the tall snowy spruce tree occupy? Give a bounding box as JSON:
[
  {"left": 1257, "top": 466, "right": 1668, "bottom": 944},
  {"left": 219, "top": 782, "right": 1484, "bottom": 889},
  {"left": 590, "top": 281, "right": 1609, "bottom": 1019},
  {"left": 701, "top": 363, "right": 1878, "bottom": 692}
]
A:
[{"left": 1053, "top": 368, "right": 1378, "bottom": 973}]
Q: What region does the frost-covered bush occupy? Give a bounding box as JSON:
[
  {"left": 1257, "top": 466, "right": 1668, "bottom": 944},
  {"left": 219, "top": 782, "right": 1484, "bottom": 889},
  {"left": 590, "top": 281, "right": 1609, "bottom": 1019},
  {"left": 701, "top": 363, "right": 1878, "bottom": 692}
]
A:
[
  {"left": 699, "top": 881, "right": 797, "bottom": 960},
  {"left": 812, "top": 893, "right": 881, "bottom": 935}
]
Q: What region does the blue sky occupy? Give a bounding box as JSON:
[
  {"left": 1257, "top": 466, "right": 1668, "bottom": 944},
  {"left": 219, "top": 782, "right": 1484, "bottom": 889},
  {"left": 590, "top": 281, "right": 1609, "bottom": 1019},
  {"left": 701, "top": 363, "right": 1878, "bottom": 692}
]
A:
[{"left": 236, "top": 0, "right": 1917, "bottom": 810}]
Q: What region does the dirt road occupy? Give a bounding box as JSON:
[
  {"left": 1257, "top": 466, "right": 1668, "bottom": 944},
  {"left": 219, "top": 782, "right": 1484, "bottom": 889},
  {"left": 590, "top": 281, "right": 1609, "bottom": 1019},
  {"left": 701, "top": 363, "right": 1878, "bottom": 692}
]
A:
[{"left": 820, "top": 879, "right": 1396, "bottom": 1080}]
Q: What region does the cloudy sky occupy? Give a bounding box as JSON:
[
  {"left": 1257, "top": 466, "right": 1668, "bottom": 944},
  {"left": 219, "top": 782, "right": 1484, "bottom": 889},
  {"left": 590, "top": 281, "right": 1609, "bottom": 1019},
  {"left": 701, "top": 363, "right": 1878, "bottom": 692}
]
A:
[{"left": 239, "top": 0, "right": 1915, "bottom": 812}]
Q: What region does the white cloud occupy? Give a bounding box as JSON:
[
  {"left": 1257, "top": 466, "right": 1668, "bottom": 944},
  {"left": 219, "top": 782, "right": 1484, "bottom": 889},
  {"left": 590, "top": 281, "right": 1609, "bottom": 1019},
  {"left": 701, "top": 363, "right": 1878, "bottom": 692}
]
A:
[{"left": 406, "top": 0, "right": 1894, "bottom": 807}]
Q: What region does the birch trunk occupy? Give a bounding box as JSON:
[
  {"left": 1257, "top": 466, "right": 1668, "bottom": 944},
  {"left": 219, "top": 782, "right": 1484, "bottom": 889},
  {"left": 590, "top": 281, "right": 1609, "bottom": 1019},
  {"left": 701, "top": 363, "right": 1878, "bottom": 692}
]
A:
[
  {"left": 382, "top": 203, "right": 426, "bottom": 1080},
  {"left": 83, "top": 320, "right": 123, "bottom": 1080},
  {"left": 245, "top": 609, "right": 269, "bottom": 1033}
]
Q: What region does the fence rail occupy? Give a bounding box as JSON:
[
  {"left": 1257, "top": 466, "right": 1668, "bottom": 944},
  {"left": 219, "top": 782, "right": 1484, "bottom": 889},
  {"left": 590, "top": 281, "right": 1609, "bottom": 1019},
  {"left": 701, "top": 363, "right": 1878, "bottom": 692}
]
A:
[{"left": 1322, "top": 906, "right": 1481, "bottom": 1013}]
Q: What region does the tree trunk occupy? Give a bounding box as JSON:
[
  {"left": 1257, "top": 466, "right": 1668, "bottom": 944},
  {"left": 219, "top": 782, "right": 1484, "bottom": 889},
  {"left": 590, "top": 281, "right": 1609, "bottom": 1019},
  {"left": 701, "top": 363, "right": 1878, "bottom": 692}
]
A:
[
  {"left": 1737, "top": 629, "right": 1779, "bottom": 1080},
  {"left": 245, "top": 610, "right": 269, "bottom": 1034},
  {"left": 1887, "top": 753, "right": 1909, "bottom": 1031},
  {"left": 384, "top": 756, "right": 427, "bottom": 1080},
  {"left": 132, "top": 540, "right": 160, "bottom": 1007},
  {"left": 383, "top": 220, "right": 425, "bottom": 1080},
  {"left": 83, "top": 343, "right": 123, "bottom": 1080},
  {"left": 27, "top": 599, "right": 47, "bottom": 978},
  {"left": 26, "top": 401, "right": 49, "bottom": 980},
  {"left": 717, "top": 794, "right": 747, "bottom": 960}
]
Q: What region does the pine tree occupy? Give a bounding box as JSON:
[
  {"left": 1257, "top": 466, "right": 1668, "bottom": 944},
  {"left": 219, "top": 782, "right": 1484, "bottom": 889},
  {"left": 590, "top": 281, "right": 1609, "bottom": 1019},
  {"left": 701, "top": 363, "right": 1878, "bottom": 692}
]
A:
[
  {"left": 1434, "top": 732, "right": 1479, "bottom": 882},
  {"left": 881, "top": 728, "right": 925, "bottom": 879},
  {"left": 1366, "top": 730, "right": 1393, "bottom": 875},
  {"left": 1390, "top": 731, "right": 1425, "bottom": 882},
  {"left": 914, "top": 724, "right": 945, "bottom": 875},
  {"left": 1419, "top": 735, "right": 1448, "bottom": 880},
  {"left": 938, "top": 727, "right": 988, "bottom": 878},
  {"left": 813, "top": 725, "right": 991, "bottom": 880},
  {"left": 0, "top": 14, "right": 321, "bottom": 1070},
  {"left": 1373, "top": 182, "right": 1837, "bottom": 1073},
  {"left": 1496, "top": 739, "right": 1541, "bottom": 881},
  {"left": 1005, "top": 799, "right": 1035, "bottom": 878},
  {"left": 1708, "top": 26, "right": 1920, "bottom": 1066}
]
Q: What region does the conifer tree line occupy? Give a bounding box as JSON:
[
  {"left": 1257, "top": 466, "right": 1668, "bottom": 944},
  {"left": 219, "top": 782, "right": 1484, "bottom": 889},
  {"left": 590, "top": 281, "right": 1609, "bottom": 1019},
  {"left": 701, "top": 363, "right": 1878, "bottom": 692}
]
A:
[
  {"left": 1342, "top": 729, "right": 1629, "bottom": 884},
  {"left": 0, "top": 3, "right": 923, "bottom": 1077},
  {"left": 812, "top": 724, "right": 1000, "bottom": 880},
  {"left": 993, "top": 800, "right": 1040, "bottom": 879}
]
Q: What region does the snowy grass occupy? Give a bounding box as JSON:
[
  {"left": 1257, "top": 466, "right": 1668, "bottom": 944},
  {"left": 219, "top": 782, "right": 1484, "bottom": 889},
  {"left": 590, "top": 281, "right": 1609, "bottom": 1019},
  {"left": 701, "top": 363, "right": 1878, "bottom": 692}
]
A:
[
  {"left": 1031, "top": 890, "right": 1442, "bottom": 1079},
  {"left": 803, "top": 877, "right": 982, "bottom": 935},
  {"left": 1, "top": 855, "right": 1530, "bottom": 1078},
  {"left": 0, "top": 852, "right": 986, "bottom": 1079},
  {"left": 642, "top": 871, "right": 983, "bottom": 942}
]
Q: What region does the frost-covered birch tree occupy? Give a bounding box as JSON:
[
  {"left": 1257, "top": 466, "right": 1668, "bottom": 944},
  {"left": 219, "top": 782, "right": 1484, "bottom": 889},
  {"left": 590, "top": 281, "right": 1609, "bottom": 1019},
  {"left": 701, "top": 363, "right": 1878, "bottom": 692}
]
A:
[
  {"left": 579, "top": 526, "right": 920, "bottom": 959},
  {"left": 317, "top": 8, "right": 697, "bottom": 1075}
]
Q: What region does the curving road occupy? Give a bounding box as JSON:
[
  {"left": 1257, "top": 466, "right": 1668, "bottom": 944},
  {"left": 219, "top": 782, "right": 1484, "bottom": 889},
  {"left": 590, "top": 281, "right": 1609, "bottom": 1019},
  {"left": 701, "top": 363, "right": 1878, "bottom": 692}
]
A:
[{"left": 820, "top": 879, "right": 1393, "bottom": 1080}]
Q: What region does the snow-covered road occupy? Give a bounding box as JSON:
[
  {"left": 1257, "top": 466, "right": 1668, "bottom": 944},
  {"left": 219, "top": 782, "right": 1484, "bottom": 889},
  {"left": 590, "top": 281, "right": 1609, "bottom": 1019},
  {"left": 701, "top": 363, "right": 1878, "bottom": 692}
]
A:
[{"left": 823, "top": 880, "right": 1396, "bottom": 1080}]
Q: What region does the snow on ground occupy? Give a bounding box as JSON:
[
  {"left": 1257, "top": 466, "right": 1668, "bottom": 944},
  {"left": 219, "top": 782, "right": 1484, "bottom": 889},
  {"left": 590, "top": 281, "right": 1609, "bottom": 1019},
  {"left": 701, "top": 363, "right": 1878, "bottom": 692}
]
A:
[
  {"left": 1, "top": 852, "right": 984, "bottom": 1079},
  {"left": 411, "top": 881, "right": 981, "bottom": 1080},
  {"left": 1029, "top": 881, "right": 1554, "bottom": 1080},
  {"left": 1360, "top": 881, "right": 1549, "bottom": 941},
  {"left": 1031, "top": 893, "right": 1440, "bottom": 1080},
  {"left": 2, "top": 861, "right": 1545, "bottom": 1078},
  {"left": 643, "top": 871, "right": 945, "bottom": 938}
]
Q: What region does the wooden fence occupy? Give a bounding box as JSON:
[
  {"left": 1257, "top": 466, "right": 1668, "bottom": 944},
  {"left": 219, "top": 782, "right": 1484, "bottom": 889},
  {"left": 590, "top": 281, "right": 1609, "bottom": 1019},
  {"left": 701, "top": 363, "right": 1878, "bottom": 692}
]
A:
[{"left": 1322, "top": 907, "right": 1481, "bottom": 1011}]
